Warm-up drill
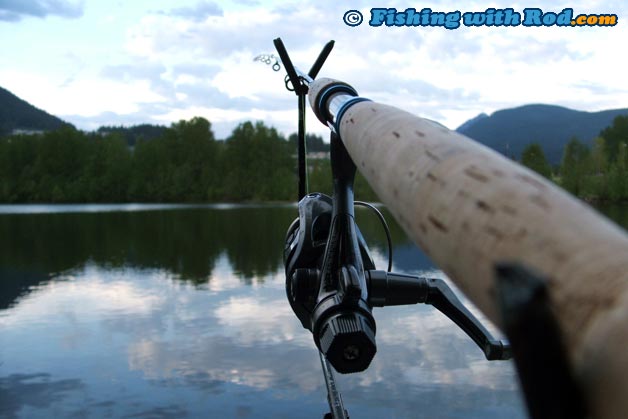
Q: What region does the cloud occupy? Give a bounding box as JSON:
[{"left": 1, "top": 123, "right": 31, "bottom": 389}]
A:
[
  {"left": 93, "top": 54, "right": 298, "bottom": 137},
  {"left": 116, "top": 3, "right": 477, "bottom": 134},
  {"left": 232, "top": 0, "right": 259, "bottom": 6},
  {"left": 571, "top": 81, "right": 628, "bottom": 96},
  {"left": 0, "top": 276, "right": 165, "bottom": 330},
  {"left": 0, "top": 0, "right": 83, "bottom": 22},
  {"left": 61, "top": 103, "right": 297, "bottom": 140},
  {"left": 159, "top": 1, "right": 223, "bottom": 22},
  {"left": 1, "top": 257, "right": 523, "bottom": 417},
  {"left": 172, "top": 62, "right": 222, "bottom": 79},
  {"left": 125, "top": 4, "right": 346, "bottom": 60},
  {"left": 100, "top": 62, "right": 167, "bottom": 82},
  {"left": 495, "top": 35, "right": 592, "bottom": 64},
  {"left": 12, "top": 0, "right": 623, "bottom": 140}
]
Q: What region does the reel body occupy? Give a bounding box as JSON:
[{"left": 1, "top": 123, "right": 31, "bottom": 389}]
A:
[{"left": 284, "top": 192, "right": 377, "bottom": 374}]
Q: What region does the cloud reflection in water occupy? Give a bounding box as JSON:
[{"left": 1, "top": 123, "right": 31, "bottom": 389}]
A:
[{"left": 0, "top": 206, "right": 526, "bottom": 418}]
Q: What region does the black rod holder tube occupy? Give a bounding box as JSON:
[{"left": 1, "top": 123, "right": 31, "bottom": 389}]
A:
[
  {"left": 309, "top": 40, "right": 335, "bottom": 79},
  {"left": 298, "top": 93, "right": 308, "bottom": 200},
  {"left": 273, "top": 38, "right": 304, "bottom": 95},
  {"left": 496, "top": 263, "right": 586, "bottom": 419}
]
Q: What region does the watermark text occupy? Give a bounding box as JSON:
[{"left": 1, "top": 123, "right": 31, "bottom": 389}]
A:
[{"left": 342, "top": 8, "right": 618, "bottom": 29}]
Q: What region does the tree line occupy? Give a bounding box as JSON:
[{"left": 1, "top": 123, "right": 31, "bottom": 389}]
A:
[
  {"left": 1, "top": 115, "right": 626, "bottom": 204},
  {"left": 521, "top": 115, "right": 628, "bottom": 202},
  {"left": 0, "top": 117, "right": 377, "bottom": 203}
]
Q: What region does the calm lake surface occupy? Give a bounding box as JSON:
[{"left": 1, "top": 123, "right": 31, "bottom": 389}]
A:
[{"left": 1, "top": 203, "right": 626, "bottom": 418}]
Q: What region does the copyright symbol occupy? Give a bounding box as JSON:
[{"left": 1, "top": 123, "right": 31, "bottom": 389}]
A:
[{"left": 343, "top": 10, "right": 363, "bottom": 27}]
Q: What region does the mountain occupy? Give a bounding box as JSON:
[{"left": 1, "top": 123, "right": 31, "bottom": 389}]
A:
[
  {"left": 456, "top": 104, "right": 628, "bottom": 165},
  {"left": 0, "top": 86, "right": 68, "bottom": 137},
  {"left": 456, "top": 112, "right": 488, "bottom": 132}
]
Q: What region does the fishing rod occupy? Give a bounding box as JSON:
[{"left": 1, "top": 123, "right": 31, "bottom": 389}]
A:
[{"left": 265, "top": 38, "right": 514, "bottom": 419}]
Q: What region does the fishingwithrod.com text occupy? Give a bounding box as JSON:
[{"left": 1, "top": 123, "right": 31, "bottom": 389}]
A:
[{"left": 342, "top": 8, "right": 618, "bottom": 29}]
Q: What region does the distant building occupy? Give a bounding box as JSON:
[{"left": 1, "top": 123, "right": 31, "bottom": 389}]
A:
[
  {"left": 307, "top": 151, "right": 329, "bottom": 160},
  {"left": 291, "top": 151, "right": 329, "bottom": 160},
  {"left": 10, "top": 128, "right": 45, "bottom": 136}
]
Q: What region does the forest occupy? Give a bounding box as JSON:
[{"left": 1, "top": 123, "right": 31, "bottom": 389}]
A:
[
  {"left": 0, "top": 117, "right": 376, "bottom": 203},
  {"left": 521, "top": 115, "right": 628, "bottom": 202},
  {"left": 0, "top": 115, "right": 627, "bottom": 204}
]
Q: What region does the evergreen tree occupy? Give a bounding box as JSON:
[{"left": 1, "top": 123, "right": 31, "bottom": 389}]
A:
[
  {"left": 82, "top": 133, "right": 131, "bottom": 202},
  {"left": 585, "top": 137, "right": 610, "bottom": 199},
  {"left": 521, "top": 143, "right": 552, "bottom": 178},
  {"left": 224, "top": 121, "right": 294, "bottom": 201},
  {"left": 308, "top": 158, "right": 332, "bottom": 196},
  {"left": 0, "top": 119, "right": 402, "bottom": 204},
  {"left": 169, "top": 117, "right": 218, "bottom": 201},
  {"left": 560, "top": 137, "right": 590, "bottom": 195},
  {"left": 608, "top": 143, "right": 627, "bottom": 201},
  {"left": 590, "top": 137, "right": 609, "bottom": 175},
  {"left": 600, "top": 115, "right": 628, "bottom": 162}
]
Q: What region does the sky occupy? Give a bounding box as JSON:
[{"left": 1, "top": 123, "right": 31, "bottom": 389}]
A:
[{"left": 0, "top": 0, "right": 626, "bottom": 139}]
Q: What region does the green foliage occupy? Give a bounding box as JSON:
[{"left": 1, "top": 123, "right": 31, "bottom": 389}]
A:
[
  {"left": 307, "top": 158, "right": 332, "bottom": 196},
  {"left": 287, "top": 133, "right": 329, "bottom": 153},
  {"left": 607, "top": 143, "right": 628, "bottom": 201},
  {"left": 0, "top": 117, "right": 298, "bottom": 203},
  {"left": 590, "top": 137, "right": 609, "bottom": 175},
  {"left": 306, "top": 156, "right": 378, "bottom": 203},
  {"left": 521, "top": 143, "right": 551, "bottom": 178},
  {"left": 560, "top": 137, "right": 590, "bottom": 195},
  {"left": 0, "top": 126, "right": 128, "bottom": 202},
  {"left": 130, "top": 116, "right": 234, "bottom": 202},
  {"left": 96, "top": 124, "right": 167, "bottom": 147},
  {"left": 600, "top": 115, "right": 628, "bottom": 162},
  {"left": 557, "top": 135, "right": 628, "bottom": 202},
  {"left": 3, "top": 114, "right": 627, "bottom": 204},
  {"left": 223, "top": 121, "right": 295, "bottom": 201}
]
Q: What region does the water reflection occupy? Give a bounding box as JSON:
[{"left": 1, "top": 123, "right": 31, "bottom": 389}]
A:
[
  {"left": 0, "top": 373, "right": 86, "bottom": 417},
  {"left": 0, "top": 207, "right": 296, "bottom": 309},
  {"left": 0, "top": 206, "right": 434, "bottom": 310},
  {"left": 2, "top": 203, "right": 586, "bottom": 418}
]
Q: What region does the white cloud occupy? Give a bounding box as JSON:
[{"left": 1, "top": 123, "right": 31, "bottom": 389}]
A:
[
  {"left": 214, "top": 295, "right": 311, "bottom": 346},
  {"left": 2, "top": 0, "right": 626, "bottom": 137},
  {"left": 161, "top": 1, "right": 223, "bottom": 22},
  {"left": 0, "top": 70, "right": 166, "bottom": 118},
  {"left": 0, "top": 0, "right": 83, "bottom": 21},
  {"left": 0, "top": 270, "right": 165, "bottom": 329}
]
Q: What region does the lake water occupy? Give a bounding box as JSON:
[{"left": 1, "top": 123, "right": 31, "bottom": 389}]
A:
[{"left": 1, "top": 203, "right": 626, "bottom": 418}]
